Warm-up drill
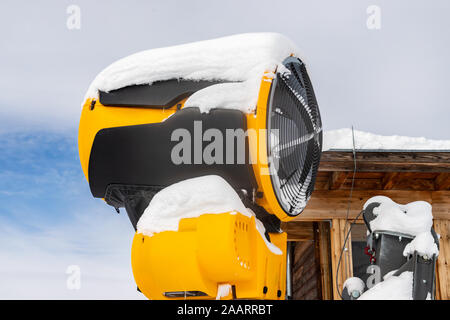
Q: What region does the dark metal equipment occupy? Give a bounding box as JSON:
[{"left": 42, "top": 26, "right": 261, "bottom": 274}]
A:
[{"left": 355, "top": 201, "right": 440, "bottom": 300}]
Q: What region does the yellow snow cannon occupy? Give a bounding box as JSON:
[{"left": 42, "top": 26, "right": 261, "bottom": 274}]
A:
[{"left": 78, "top": 50, "right": 322, "bottom": 299}]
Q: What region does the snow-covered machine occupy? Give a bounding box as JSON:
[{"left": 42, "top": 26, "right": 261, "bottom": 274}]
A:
[
  {"left": 344, "top": 197, "right": 439, "bottom": 300},
  {"left": 78, "top": 34, "right": 322, "bottom": 299}
]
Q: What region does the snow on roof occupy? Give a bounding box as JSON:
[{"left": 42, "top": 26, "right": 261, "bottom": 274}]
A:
[
  {"left": 136, "top": 175, "right": 282, "bottom": 255},
  {"left": 85, "top": 33, "right": 301, "bottom": 113},
  {"left": 323, "top": 128, "right": 450, "bottom": 151},
  {"left": 363, "top": 196, "right": 433, "bottom": 236}
]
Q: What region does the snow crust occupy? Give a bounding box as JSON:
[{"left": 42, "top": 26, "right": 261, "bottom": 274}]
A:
[
  {"left": 343, "top": 277, "right": 365, "bottom": 296},
  {"left": 136, "top": 175, "right": 281, "bottom": 255},
  {"left": 85, "top": 33, "right": 300, "bottom": 113},
  {"left": 358, "top": 271, "right": 413, "bottom": 300},
  {"left": 323, "top": 128, "right": 450, "bottom": 151},
  {"left": 363, "top": 196, "right": 433, "bottom": 236},
  {"left": 403, "top": 232, "right": 439, "bottom": 258}
]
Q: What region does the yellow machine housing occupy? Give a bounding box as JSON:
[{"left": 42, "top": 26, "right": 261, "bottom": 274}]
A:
[{"left": 132, "top": 212, "right": 286, "bottom": 300}]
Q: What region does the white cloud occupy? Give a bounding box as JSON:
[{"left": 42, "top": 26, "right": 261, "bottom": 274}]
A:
[{"left": 0, "top": 206, "right": 145, "bottom": 299}]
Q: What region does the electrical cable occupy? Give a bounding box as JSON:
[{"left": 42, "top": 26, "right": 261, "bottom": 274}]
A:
[{"left": 335, "top": 126, "right": 358, "bottom": 300}]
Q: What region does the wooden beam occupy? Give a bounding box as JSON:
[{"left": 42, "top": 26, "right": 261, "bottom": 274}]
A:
[
  {"left": 330, "top": 219, "right": 353, "bottom": 300},
  {"left": 329, "top": 172, "right": 349, "bottom": 190},
  {"left": 316, "top": 222, "right": 333, "bottom": 300},
  {"left": 432, "top": 191, "right": 450, "bottom": 219},
  {"left": 435, "top": 173, "right": 450, "bottom": 190},
  {"left": 281, "top": 221, "right": 315, "bottom": 241},
  {"left": 319, "top": 151, "right": 450, "bottom": 172},
  {"left": 381, "top": 172, "right": 400, "bottom": 190},
  {"left": 434, "top": 220, "right": 449, "bottom": 300},
  {"left": 291, "top": 190, "right": 450, "bottom": 221}
]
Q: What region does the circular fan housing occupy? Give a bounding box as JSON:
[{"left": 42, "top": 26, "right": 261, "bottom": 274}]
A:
[{"left": 266, "top": 57, "right": 323, "bottom": 217}]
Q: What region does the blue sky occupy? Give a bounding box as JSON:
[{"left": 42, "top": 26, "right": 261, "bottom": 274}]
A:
[
  {"left": 0, "top": 0, "right": 449, "bottom": 298},
  {"left": 0, "top": 132, "right": 141, "bottom": 298}
]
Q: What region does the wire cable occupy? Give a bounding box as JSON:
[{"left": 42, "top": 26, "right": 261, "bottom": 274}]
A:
[{"left": 335, "top": 126, "right": 358, "bottom": 300}]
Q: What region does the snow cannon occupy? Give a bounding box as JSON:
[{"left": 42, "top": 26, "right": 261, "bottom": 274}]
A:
[{"left": 78, "top": 33, "right": 322, "bottom": 299}]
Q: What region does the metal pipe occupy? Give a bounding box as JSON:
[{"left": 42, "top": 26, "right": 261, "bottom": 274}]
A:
[{"left": 286, "top": 241, "right": 293, "bottom": 300}]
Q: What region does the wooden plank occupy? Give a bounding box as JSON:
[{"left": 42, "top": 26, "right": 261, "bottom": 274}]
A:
[
  {"left": 319, "top": 151, "right": 450, "bottom": 172},
  {"left": 354, "top": 172, "right": 385, "bottom": 179},
  {"left": 435, "top": 261, "right": 441, "bottom": 300},
  {"left": 381, "top": 172, "right": 400, "bottom": 190},
  {"left": 293, "top": 190, "right": 447, "bottom": 221},
  {"left": 330, "top": 219, "right": 356, "bottom": 300},
  {"left": 294, "top": 272, "right": 320, "bottom": 299},
  {"left": 317, "top": 222, "right": 333, "bottom": 300},
  {"left": 339, "top": 219, "right": 353, "bottom": 285},
  {"left": 393, "top": 178, "right": 435, "bottom": 191},
  {"left": 292, "top": 240, "right": 322, "bottom": 300},
  {"left": 434, "top": 220, "right": 449, "bottom": 300},
  {"left": 442, "top": 220, "right": 450, "bottom": 298},
  {"left": 329, "top": 172, "right": 348, "bottom": 190},
  {"left": 330, "top": 219, "right": 340, "bottom": 300},
  {"left": 342, "top": 178, "right": 381, "bottom": 190},
  {"left": 293, "top": 245, "right": 315, "bottom": 273},
  {"left": 435, "top": 173, "right": 450, "bottom": 191},
  {"left": 290, "top": 190, "right": 450, "bottom": 221},
  {"left": 281, "top": 222, "right": 315, "bottom": 241},
  {"left": 432, "top": 191, "right": 450, "bottom": 220},
  {"left": 293, "top": 241, "right": 313, "bottom": 264},
  {"left": 313, "top": 223, "right": 323, "bottom": 299}
]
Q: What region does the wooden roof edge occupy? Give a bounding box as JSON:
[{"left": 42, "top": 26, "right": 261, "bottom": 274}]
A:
[
  {"left": 323, "top": 149, "right": 450, "bottom": 153},
  {"left": 319, "top": 150, "right": 450, "bottom": 172}
]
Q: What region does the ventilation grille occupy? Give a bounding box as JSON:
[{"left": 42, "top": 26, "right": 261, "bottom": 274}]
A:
[{"left": 267, "top": 57, "right": 322, "bottom": 216}]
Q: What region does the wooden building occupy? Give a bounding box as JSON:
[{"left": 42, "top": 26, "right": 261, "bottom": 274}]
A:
[{"left": 283, "top": 150, "right": 450, "bottom": 300}]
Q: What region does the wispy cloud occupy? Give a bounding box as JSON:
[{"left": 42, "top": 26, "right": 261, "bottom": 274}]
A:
[
  {"left": 0, "top": 208, "right": 143, "bottom": 299},
  {"left": 0, "top": 131, "right": 144, "bottom": 299}
]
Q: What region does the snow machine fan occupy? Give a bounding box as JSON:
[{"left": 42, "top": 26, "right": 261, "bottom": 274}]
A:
[
  {"left": 261, "top": 56, "right": 322, "bottom": 219},
  {"left": 78, "top": 48, "right": 322, "bottom": 299}
]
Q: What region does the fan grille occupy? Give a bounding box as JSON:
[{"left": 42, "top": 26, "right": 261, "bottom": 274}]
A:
[{"left": 267, "top": 57, "right": 322, "bottom": 216}]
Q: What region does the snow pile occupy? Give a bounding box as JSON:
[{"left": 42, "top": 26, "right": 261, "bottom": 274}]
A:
[
  {"left": 137, "top": 175, "right": 251, "bottom": 235},
  {"left": 323, "top": 128, "right": 450, "bottom": 151},
  {"left": 363, "top": 196, "right": 433, "bottom": 236},
  {"left": 343, "top": 277, "right": 365, "bottom": 297},
  {"left": 358, "top": 271, "right": 413, "bottom": 300},
  {"left": 136, "top": 175, "right": 281, "bottom": 255},
  {"left": 403, "top": 232, "right": 439, "bottom": 258},
  {"left": 85, "top": 33, "right": 301, "bottom": 113}
]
